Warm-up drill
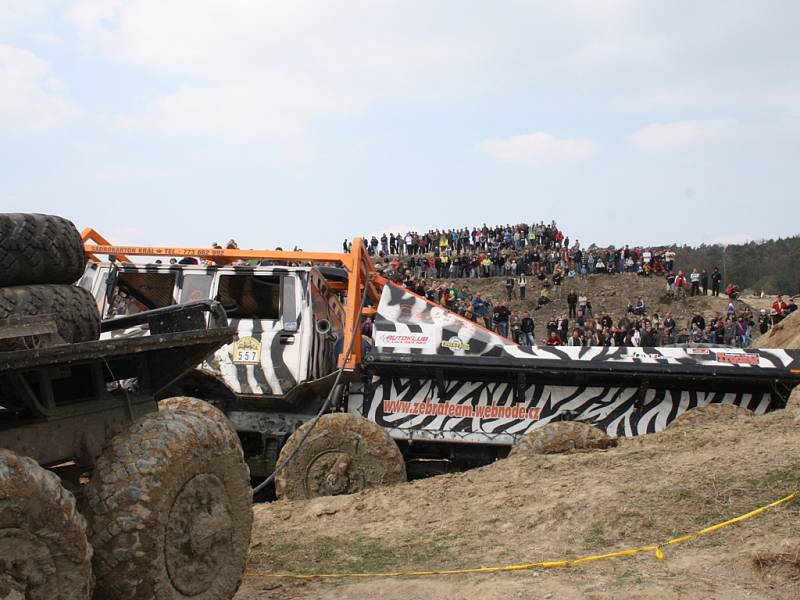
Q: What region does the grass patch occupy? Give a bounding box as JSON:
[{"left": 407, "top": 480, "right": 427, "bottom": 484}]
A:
[{"left": 249, "top": 534, "right": 452, "bottom": 574}]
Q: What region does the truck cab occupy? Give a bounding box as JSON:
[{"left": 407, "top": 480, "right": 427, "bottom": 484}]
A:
[{"left": 79, "top": 261, "right": 346, "bottom": 477}]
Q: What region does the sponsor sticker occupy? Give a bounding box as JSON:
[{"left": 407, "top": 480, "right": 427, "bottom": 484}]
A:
[
  {"left": 232, "top": 336, "right": 262, "bottom": 364},
  {"left": 383, "top": 399, "right": 540, "bottom": 421},
  {"left": 441, "top": 336, "right": 470, "bottom": 351},
  {"left": 687, "top": 348, "right": 710, "bottom": 355},
  {"left": 376, "top": 332, "right": 431, "bottom": 348},
  {"left": 716, "top": 352, "right": 759, "bottom": 365}
]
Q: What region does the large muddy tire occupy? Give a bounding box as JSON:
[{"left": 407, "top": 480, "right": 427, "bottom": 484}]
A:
[
  {"left": 83, "top": 410, "right": 253, "bottom": 600},
  {"left": 667, "top": 403, "right": 754, "bottom": 430},
  {"left": 158, "top": 396, "right": 237, "bottom": 437},
  {"left": 275, "top": 413, "right": 407, "bottom": 500},
  {"left": 510, "top": 421, "right": 617, "bottom": 457},
  {"left": 0, "top": 448, "right": 93, "bottom": 600},
  {"left": 0, "top": 213, "right": 86, "bottom": 287},
  {"left": 0, "top": 284, "right": 99, "bottom": 351}
]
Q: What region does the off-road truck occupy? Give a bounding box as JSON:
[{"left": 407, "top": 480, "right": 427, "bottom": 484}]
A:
[{"left": 78, "top": 231, "right": 800, "bottom": 502}]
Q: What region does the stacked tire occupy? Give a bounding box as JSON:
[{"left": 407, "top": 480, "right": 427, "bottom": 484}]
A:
[
  {"left": 0, "top": 214, "right": 97, "bottom": 598},
  {"left": 0, "top": 213, "right": 98, "bottom": 351},
  {"left": 1, "top": 213, "right": 252, "bottom": 600}
]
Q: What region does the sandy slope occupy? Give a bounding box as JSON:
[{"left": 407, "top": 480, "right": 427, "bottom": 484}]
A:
[
  {"left": 236, "top": 389, "right": 800, "bottom": 600},
  {"left": 755, "top": 310, "right": 800, "bottom": 349}
]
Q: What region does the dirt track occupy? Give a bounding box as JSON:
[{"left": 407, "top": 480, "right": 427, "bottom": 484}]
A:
[
  {"left": 755, "top": 310, "right": 800, "bottom": 349},
  {"left": 236, "top": 388, "right": 800, "bottom": 600}
]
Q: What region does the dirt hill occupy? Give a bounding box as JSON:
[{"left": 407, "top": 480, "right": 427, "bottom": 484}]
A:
[
  {"left": 754, "top": 310, "right": 800, "bottom": 349},
  {"left": 444, "top": 272, "right": 751, "bottom": 334},
  {"left": 237, "top": 388, "right": 800, "bottom": 600}
]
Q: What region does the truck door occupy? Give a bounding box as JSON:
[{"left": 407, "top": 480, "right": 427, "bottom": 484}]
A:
[{"left": 209, "top": 272, "right": 304, "bottom": 397}]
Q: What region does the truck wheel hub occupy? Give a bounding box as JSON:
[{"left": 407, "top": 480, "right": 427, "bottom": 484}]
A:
[
  {"left": 165, "top": 474, "right": 232, "bottom": 597},
  {"left": 0, "top": 529, "right": 55, "bottom": 599},
  {"left": 306, "top": 450, "right": 364, "bottom": 497}
]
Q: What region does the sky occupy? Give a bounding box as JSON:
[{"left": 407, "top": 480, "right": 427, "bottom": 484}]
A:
[{"left": 1, "top": 1, "right": 799, "bottom": 252}]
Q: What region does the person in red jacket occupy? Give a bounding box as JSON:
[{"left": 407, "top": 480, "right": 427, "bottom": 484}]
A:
[
  {"left": 545, "top": 331, "right": 562, "bottom": 346},
  {"left": 772, "top": 295, "right": 788, "bottom": 317}
]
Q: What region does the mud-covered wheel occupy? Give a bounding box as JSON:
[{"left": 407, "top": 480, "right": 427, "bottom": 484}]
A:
[
  {"left": 510, "top": 421, "right": 617, "bottom": 457},
  {"left": 275, "top": 413, "right": 407, "bottom": 500},
  {"left": 83, "top": 410, "right": 253, "bottom": 600},
  {"left": 158, "top": 396, "right": 237, "bottom": 437},
  {"left": 0, "top": 284, "right": 99, "bottom": 351},
  {"left": 0, "top": 213, "right": 86, "bottom": 287},
  {"left": 0, "top": 448, "right": 93, "bottom": 600},
  {"left": 667, "top": 403, "right": 754, "bottom": 430}
]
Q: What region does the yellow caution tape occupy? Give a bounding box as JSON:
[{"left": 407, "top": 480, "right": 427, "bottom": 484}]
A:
[{"left": 245, "top": 491, "right": 798, "bottom": 580}]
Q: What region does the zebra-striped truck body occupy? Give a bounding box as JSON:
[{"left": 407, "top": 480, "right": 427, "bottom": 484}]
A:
[{"left": 79, "top": 263, "right": 800, "bottom": 478}]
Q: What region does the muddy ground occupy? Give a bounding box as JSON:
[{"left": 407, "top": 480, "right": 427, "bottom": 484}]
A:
[{"left": 234, "top": 388, "right": 800, "bottom": 600}]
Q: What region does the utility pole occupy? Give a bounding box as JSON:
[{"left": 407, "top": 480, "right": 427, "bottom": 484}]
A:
[{"left": 722, "top": 244, "right": 727, "bottom": 287}]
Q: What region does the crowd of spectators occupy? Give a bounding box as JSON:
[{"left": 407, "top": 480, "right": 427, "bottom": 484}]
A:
[
  {"left": 362, "top": 222, "right": 797, "bottom": 349},
  {"left": 359, "top": 222, "right": 686, "bottom": 281},
  {"left": 395, "top": 274, "right": 796, "bottom": 348}
]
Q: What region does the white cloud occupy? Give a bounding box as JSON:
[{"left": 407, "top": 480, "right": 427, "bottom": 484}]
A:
[
  {"left": 94, "top": 165, "right": 177, "bottom": 184},
  {"left": 0, "top": 44, "right": 79, "bottom": 133},
  {"left": 66, "top": 1, "right": 488, "bottom": 140},
  {"left": 622, "top": 88, "right": 800, "bottom": 112},
  {"left": 628, "top": 119, "right": 742, "bottom": 153},
  {"left": 0, "top": 1, "right": 46, "bottom": 35},
  {"left": 56, "top": 1, "right": 800, "bottom": 150},
  {"left": 477, "top": 132, "right": 594, "bottom": 168}
]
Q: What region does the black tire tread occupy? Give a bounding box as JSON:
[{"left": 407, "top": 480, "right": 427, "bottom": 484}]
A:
[
  {"left": 84, "top": 409, "right": 252, "bottom": 600},
  {"left": 0, "top": 213, "right": 86, "bottom": 287},
  {"left": 275, "top": 412, "right": 407, "bottom": 500},
  {"left": 510, "top": 421, "right": 617, "bottom": 456},
  {"left": 158, "top": 396, "right": 237, "bottom": 437},
  {"left": 0, "top": 448, "right": 93, "bottom": 599},
  {"left": 0, "top": 284, "right": 99, "bottom": 351}
]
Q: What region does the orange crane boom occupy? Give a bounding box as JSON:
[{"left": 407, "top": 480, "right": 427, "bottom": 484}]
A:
[{"left": 81, "top": 229, "right": 385, "bottom": 369}]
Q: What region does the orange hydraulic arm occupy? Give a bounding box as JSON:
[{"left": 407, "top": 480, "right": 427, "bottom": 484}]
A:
[{"left": 81, "top": 230, "right": 384, "bottom": 370}]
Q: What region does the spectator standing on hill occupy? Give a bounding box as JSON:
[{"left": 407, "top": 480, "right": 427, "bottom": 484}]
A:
[
  {"left": 493, "top": 303, "right": 511, "bottom": 338},
  {"left": 663, "top": 313, "right": 676, "bottom": 342},
  {"left": 518, "top": 274, "right": 527, "bottom": 300},
  {"left": 666, "top": 271, "right": 676, "bottom": 296},
  {"left": 557, "top": 315, "right": 570, "bottom": 342},
  {"left": 690, "top": 269, "right": 701, "bottom": 296},
  {"left": 505, "top": 276, "right": 516, "bottom": 301},
  {"left": 552, "top": 269, "right": 563, "bottom": 300},
  {"left": 675, "top": 271, "right": 687, "bottom": 298},
  {"left": 701, "top": 270, "right": 709, "bottom": 295},
  {"left": 520, "top": 312, "right": 535, "bottom": 346},
  {"left": 566, "top": 290, "right": 578, "bottom": 319},
  {"left": 758, "top": 309, "right": 770, "bottom": 334},
  {"left": 472, "top": 293, "right": 486, "bottom": 323},
  {"left": 665, "top": 249, "right": 676, "bottom": 272},
  {"left": 711, "top": 267, "right": 722, "bottom": 296}
]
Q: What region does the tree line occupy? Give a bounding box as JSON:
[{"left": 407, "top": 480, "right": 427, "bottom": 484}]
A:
[{"left": 673, "top": 236, "right": 800, "bottom": 295}]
